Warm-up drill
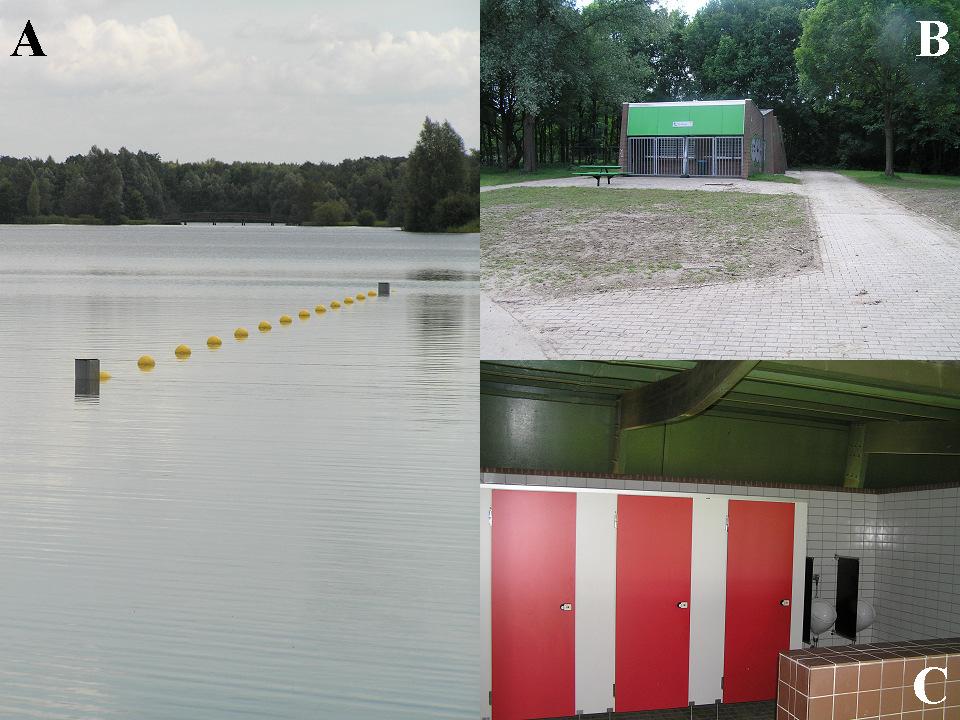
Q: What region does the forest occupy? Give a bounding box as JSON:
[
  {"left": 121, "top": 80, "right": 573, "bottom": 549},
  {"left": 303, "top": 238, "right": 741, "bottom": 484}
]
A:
[
  {"left": 0, "top": 118, "right": 479, "bottom": 233},
  {"left": 480, "top": 0, "right": 960, "bottom": 175}
]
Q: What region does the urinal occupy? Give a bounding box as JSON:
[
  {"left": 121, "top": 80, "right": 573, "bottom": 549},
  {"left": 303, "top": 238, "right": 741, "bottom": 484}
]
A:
[
  {"left": 856, "top": 600, "right": 876, "bottom": 631},
  {"left": 810, "top": 600, "right": 837, "bottom": 635}
]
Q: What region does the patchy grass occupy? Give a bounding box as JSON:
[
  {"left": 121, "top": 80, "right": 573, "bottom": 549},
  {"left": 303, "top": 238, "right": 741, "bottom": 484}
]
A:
[
  {"left": 482, "top": 186, "right": 818, "bottom": 300},
  {"left": 839, "top": 169, "right": 960, "bottom": 189},
  {"left": 750, "top": 173, "right": 801, "bottom": 184},
  {"left": 480, "top": 165, "right": 573, "bottom": 186},
  {"left": 840, "top": 170, "right": 960, "bottom": 232}
]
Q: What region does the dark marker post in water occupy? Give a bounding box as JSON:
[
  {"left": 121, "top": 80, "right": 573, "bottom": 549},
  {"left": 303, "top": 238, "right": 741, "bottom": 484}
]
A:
[{"left": 75, "top": 359, "right": 100, "bottom": 397}]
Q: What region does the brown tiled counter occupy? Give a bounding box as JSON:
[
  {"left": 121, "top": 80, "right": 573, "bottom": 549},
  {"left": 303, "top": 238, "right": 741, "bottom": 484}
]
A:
[{"left": 778, "top": 640, "right": 960, "bottom": 720}]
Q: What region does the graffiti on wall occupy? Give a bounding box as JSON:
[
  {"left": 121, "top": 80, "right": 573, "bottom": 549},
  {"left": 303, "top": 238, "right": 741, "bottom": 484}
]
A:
[{"left": 751, "top": 138, "right": 765, "bottom": 167}]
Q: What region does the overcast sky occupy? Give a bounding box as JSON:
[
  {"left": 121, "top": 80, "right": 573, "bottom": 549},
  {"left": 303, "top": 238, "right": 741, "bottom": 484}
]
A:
[{"left": 0, "top": 0, "right": 478, "bottom": 163}]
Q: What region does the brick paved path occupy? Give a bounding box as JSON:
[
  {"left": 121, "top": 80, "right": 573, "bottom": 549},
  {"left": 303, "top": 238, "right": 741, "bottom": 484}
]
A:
[{"left": 481, "top": 171, "right": 960, "bottom": 359}]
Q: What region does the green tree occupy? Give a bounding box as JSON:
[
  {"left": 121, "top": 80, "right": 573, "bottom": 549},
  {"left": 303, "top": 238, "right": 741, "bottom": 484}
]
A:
[
  {"left": 0, "top": 179, "right": 16, "bottom": 222},
  {"left": 434, "top": 193, "right": 478, "bottom": 230},
  {"left": 26, "top": 178, "right": 40, "bottom": 216},
  {"left": 402, "top": 118, "right": 469, "bottom": 232},
  {"left": 481, "top": 0, "right": 583, "bottom": 171},
  {"left": 312, "top": 198, "right": 349, "bottom": 225},
  {"left": 357, "top": 209, "right": 376, "bottom": 226},
  {"left": 126, "top": 189, "right": 148, "bottom": 220},
  {"left": 796, "top": 0, "right": 960, "bottom": 176}
]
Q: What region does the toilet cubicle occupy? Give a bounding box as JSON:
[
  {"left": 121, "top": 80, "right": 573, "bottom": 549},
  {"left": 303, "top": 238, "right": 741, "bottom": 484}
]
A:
[{"left": 480, "top": 485, "right": 807, "bottom": 720}]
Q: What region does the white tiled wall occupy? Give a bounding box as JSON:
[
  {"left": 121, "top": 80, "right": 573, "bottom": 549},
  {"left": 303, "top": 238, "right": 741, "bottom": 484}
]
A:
[
  {"left": 481, "top": 472, "right": 960, "bottom": 644},
  {"left": 872, "top": 485, "right": 960, "bottom": 641}
]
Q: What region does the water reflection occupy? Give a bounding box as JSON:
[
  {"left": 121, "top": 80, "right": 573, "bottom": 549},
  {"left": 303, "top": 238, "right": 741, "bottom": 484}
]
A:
[
  {"left": 407, "top": 268, "right": 479, "bottom": 282},
  {"left": 0, "top": 224, "right": 479, "bottom": 720}
]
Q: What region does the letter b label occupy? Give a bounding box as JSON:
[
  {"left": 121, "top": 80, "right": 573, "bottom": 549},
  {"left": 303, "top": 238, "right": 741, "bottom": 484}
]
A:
[{"left": 917, "top": 21, "right": 950, "bottom": 57}]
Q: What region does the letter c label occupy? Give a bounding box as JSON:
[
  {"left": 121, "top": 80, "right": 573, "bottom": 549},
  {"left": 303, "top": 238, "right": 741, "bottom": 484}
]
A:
[{"left": 914, "top": 667, "right": 947, "bottom": 705}]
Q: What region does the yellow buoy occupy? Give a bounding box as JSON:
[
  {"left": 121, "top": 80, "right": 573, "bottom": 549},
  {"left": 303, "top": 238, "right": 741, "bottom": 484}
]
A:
[
  {"left": 207, "top": 335, "right": 222, "bottom": 348},
  {"left": 298, "top": 309, "right": 310, "bottom": 319},
  {"left": 356, "top": 293, "right": 366, "bottom": 301},
  {"left": 99, "top": 370, "right": 111, "bottom": 381},
  {"left": 368, "top": 289, "right": 377, "bottom": 296},
  {"left": 175, "top": 344, "right": 192, "bottom": 359},
  {"left": 315, "top": 304, "right": 327, "bottom": 314},
  {"left": 279, "top": 314, "right": 293, "bottom": 324},
  {"left": 344, "top": 297, "right": 354, "bottom": 305},
  {"left": 259, "top": 320, "right": 272, "bottom": 332},
  {"left": 137, "top": 355, "right": 155, "bottom": 371},
  {"left": 234, "top": 327, "right": 249, "bottom": 339},
  {"left": 331, "top": 300, "right": 341, "bottom": 309}
]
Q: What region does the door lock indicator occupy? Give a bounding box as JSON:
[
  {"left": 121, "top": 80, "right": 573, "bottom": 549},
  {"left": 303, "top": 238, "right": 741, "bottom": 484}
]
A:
[
  {"left": 677, "top": 601, "right": 689, "bottom": 609},
  {"left": 560, "top": 603, "right": 572, "bottom": 611},
  {"left": 781, "top": 599, "right": 790, "bottom": 606}
]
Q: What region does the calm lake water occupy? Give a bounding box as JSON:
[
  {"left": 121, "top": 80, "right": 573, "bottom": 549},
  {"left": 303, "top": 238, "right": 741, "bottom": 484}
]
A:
[{"left": 0, "top": 225, "right": 478, "bottom": 719}]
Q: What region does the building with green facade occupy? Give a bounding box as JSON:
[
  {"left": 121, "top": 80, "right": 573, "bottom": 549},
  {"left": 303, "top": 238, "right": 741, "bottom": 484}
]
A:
[{"left": 617, "top": 99, "right": 787, "bottom": 178}]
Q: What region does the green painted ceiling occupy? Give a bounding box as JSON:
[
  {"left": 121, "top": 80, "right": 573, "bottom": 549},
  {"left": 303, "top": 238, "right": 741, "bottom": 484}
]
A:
[{"left": 480, "top": 361, "right": 960, "bottom": 489}]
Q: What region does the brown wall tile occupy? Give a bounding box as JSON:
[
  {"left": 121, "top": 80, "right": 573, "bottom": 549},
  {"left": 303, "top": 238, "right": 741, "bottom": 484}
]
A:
[
  {"left": 883, "top": 660, "right": 906, "bottom": 689},
  {"left": 797, "top": 694, "right": 809, "bottom": 720},
  {"left": 837, "top": 666, "right": 859, "bottom": 694},
  {"left": 861, "top": 663, "right": 883, "bottom": 692},
  {"left": 922, "top": 708, "right": 945, "bottom": 720},
  {"left": 810, "top": 667, "right": 834, "bottom": 697},
  {"left": 809, "top": 695, "right": 832, "bottom": 720},
  {"left": 777, "top": 706, "right": 789, "bottom": 720},
  {"left": 798, "top": 665, "right": 811, "bottom": 695},
  {"left": 903, "top": 711, "right": 923, "bottom": 720},
  {"left": 945, "top": 681, "right": 960, "bottom": 707},
  {"left": 926, "top": 682, "right": 947, "bottom": 706},
  {"left": 881, "top": 687, "right": 904, "bottom": 715},
  {"left": 946, "top": 654, "right": 960, "bottom": 680},
  {"left": 779, "top": 680, "right": 790, "bottom": 709},
  {"left": 835, "top": 692, "right": 858, "bottom": 720},
  {"left": 904, "top": 684, "right": 925, "bottom": 712},
  {"left": 858, "top": 689, "right": 881, "bottom": 718}
]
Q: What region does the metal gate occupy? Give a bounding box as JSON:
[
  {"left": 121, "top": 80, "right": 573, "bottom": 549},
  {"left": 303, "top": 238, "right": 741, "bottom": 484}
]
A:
[
  {"left": 627, "top": 136, "right": 742, "bottom": 177},
  {"left": 716, "top": 137, "right": 743, "bottom": 177}
]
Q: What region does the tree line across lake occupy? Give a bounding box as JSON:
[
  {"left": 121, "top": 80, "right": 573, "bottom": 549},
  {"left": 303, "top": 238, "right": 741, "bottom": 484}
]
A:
[
  {"left": 0, "top": 118, "right": 479, "bottom": 233},
  {"left": 481, "top": 0, "right": 960, "bottom": 176}
]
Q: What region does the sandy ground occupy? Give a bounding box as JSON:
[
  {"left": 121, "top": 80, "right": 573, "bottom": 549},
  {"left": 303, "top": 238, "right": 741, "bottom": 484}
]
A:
[{"left": 482, "top": 189, "right": 819, "bottom": 302}]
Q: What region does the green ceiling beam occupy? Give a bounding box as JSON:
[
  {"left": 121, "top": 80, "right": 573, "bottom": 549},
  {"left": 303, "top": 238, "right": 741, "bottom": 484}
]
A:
[
  {"left": 843, "top": 423, "right": 868, "bottom": 488},
  {"left": 863, "top": 421, "right": 960, "bottom": 455},
  {"left": 619, "top": 361, "right": 758, "bottom": 430}
]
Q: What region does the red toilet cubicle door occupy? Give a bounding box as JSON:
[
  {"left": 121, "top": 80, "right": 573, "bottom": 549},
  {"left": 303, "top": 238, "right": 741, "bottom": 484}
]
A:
[
  {"left": 491, "top": 490, "right": 576, "bottom": 720},
  {"left": 723, "top": 500, "right": 795, "bottom": 703},
  {"left": 616, "top": 494, "right": 693, "bottom": 712}
]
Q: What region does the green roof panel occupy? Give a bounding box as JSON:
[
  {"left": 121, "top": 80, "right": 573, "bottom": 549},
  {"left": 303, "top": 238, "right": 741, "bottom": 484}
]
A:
[{"left": 627, "top": 102, "right": 745, "bottom": 137}]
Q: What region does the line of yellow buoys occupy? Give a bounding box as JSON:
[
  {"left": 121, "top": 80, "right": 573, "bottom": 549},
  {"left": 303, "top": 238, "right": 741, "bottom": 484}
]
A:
[{"left": 116, "top": 288, "right": 382, "bottom": 377}]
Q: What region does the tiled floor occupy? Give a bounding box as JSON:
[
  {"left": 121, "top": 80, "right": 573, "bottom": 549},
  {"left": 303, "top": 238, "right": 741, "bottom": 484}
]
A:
[
  {"left": 546, "top": 700, "right": 776, "bottom": 720},
  {"left": 481, "top": 171, "right": 960, "bottom": 359}
]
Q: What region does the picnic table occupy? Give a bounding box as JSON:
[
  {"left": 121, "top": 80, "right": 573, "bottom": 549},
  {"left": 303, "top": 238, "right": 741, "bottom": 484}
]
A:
[{"left": 572, "top": 165, "right": 626, "bottom": 186}]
